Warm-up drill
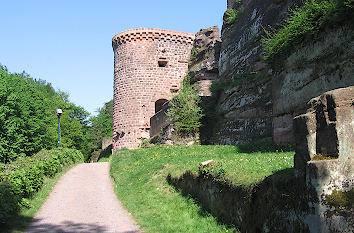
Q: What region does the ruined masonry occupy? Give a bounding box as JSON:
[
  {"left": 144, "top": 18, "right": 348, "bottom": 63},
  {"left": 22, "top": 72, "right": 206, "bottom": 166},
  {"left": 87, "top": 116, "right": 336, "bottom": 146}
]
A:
[{"left": 112, "top": 28, "right": 195, "bottom": 150}]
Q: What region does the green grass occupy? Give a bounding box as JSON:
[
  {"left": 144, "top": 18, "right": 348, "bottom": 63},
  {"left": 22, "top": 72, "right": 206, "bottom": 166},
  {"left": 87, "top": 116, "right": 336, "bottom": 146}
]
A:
[
  {"left": 2, "top": 164, "right": 78, "bottom": 233},
  {"left": 110, "top": 145, "right": 294, "bottom": 232}
]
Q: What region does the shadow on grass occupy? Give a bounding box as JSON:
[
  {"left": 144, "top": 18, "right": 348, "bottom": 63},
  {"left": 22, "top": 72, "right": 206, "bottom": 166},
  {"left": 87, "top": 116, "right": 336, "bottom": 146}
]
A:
[
  {"left": 167, "top": 168, "right": 313, "bottom": 233},
  {"left": 236, "top": 138, "right": 294, "bottom": 153}
]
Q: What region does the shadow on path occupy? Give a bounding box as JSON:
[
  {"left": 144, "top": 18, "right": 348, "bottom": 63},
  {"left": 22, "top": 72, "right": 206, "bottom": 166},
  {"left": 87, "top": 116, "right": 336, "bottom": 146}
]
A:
[{"left": 24, "top": 219, "right": 140, "bottom": 233}]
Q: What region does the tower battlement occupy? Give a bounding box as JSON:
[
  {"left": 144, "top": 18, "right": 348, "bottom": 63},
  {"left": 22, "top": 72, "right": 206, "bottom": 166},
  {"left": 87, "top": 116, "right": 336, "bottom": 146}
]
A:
[{"left": 112, "top": 28, "right": 195, "bottom": 45}]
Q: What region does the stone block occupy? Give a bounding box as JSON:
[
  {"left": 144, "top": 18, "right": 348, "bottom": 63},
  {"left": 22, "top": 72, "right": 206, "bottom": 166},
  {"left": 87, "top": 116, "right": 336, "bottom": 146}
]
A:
[
  {"left": 294, "top": 86, "right": 353, "bottom": 232},
  {"left": 101, "top": 137, "right": 112, "bottom": 150}
]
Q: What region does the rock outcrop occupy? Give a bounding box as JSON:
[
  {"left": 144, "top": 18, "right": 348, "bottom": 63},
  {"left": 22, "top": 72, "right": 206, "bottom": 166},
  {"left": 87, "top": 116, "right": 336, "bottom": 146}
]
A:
[
  {"left": 294, "top": 86, "right": 354, "bottom": 233},
  {"left": 273, "top": 25, "right": 354, "bottom": 145},
  {"left": 189, "top": 26, "right": 221, "bottom": 96},
  {"left": 211, "top": 0, "right": 354, "bottom": 146}
]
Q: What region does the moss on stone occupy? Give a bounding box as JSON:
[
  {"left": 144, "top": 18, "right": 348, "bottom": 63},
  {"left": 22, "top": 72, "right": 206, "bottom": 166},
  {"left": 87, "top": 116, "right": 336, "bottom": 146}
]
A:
[
  {"left": 311, "top": 154, "right": 337, "bottom": 161},
  {"left": 325, "top": 189, "right": 354, "bottom": 210}
]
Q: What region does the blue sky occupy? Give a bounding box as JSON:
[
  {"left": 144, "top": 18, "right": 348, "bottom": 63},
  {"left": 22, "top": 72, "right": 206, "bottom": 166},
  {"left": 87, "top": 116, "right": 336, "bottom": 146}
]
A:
[{"left": 0, "top": 0, "right": 225, "bottom": 116}]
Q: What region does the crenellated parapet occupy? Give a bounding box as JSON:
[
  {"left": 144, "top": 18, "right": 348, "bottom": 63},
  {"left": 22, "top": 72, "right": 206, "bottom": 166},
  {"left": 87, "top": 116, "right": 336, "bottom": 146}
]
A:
[{"left": 112, "top": 28, "right": 195, "bottom": 47}]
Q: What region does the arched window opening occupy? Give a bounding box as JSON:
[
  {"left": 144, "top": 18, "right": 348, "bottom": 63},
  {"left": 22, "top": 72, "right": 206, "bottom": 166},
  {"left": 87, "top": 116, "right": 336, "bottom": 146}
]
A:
[{"left": 155, "top": 99, "right": 168, "bottom": 113}]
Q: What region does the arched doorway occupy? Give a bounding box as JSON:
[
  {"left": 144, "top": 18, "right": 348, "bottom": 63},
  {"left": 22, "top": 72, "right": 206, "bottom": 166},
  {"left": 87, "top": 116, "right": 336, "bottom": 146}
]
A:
[{"left": 155, "top": 99, "right": 168, "bottom": 113}]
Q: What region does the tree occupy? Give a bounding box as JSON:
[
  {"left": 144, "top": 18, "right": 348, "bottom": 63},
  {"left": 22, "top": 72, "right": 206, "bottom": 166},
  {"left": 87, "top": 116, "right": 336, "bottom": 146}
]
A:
[
  {"left": 0, "top": 65, "right": 91, "bottom": 163},
  {"left": 87, "top": 100, "right": 113, "bottom": 151}
]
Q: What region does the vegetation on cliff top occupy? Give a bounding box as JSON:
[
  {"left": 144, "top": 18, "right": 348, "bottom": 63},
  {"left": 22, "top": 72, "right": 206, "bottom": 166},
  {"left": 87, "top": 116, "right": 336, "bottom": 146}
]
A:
[
  {"left": 224, "top": 8, "right": 239, "bottom": 25},
  {"left": 263, "top": 0, "right": 354, "bottom": 61}
]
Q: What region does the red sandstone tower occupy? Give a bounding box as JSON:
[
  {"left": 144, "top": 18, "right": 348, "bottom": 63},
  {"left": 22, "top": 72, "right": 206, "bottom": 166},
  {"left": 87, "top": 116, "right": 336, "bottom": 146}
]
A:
[{"left": 112, "top": 28, "right": 195, "bottom": 150}]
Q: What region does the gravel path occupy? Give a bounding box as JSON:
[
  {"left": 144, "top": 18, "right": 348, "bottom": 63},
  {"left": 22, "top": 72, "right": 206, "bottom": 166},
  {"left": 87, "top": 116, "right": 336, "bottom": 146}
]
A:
[{"left": 24, "top": 162, "right": 141, "bottom": 233}]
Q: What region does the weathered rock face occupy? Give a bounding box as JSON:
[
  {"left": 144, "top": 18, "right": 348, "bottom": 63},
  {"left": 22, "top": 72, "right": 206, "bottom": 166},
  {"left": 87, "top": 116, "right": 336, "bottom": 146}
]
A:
[
  {"left": 219, "top": 0, "right": 301, "bottom": 80},
  {"left": 294, "top": 86, "right": 354, "bottom": 233},
  {"left": 211, "top": 0, "right": 301, "bottom": 145},
  {"left": 213, "top": 0, "right": 354, "bottom": 146},
  {"left": 211, "top": 76, "right": 273, "bottom": 145},
  {"left": 273, "top": 25, "right": 354, "bottom": 144},
  {"left": 189, "top": 26, "right": 221, "bottom": 96}
]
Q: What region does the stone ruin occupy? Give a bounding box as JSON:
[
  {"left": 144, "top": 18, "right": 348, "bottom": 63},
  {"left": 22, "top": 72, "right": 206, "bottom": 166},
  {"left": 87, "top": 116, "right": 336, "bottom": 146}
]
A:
[{"left": 110, "top": 0, "right": 353, "bottom": 230}]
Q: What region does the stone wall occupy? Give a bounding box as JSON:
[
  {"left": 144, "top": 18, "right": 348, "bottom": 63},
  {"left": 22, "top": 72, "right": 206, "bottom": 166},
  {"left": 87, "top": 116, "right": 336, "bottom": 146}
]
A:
[
  {"left": 149, "top": 102, "right": 170, "bottom": 138},
  {"left": 148, "top": 26, "right": 221, "bottom": 144},
  {"left": 168, "top": 165, "right": 313, "bottom": 233},
  {"left": 101, "top": 137, "right": 112, "bottom": 150},
  {"left": 112, "top": 28, "right": 194, "bottom": 150}
]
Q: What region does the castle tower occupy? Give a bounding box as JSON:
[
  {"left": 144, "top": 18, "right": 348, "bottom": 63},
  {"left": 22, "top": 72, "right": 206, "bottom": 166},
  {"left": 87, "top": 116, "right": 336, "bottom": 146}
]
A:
[{"left": 112, "top": 28, "right": 195, "bottom": 150}]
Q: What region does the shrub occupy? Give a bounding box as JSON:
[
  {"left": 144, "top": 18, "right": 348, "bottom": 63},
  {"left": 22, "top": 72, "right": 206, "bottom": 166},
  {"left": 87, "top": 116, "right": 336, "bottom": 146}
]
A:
[
  {"left": 262, "top": 0, "right": 354, "bottom": 61},
  {"left": 224, "top": 8, "right": 239, "bottom": 25},
  {"left": 167, "top": 76, "right": 203, "bottom": 136},
  {"left": 0, "top": 148, "right": 83, "bottom": 224}
]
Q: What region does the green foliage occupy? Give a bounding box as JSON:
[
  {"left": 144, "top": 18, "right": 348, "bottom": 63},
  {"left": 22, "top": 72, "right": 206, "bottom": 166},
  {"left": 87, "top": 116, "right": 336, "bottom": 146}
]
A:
[
  {"left": 262, "top": 0, "right": 354, "bottom": 61},
  {"left": 190, "top": 48, "right": 199, "bottom": 58},
  {"left": 167, "top": 76, "right": 203, "bottom": 136},
  {"left": 0, "top": 148, "right": 83, "bottom": 224},
  {"left": 224, "top": 8, "right": 239, "bottom": 25},
  {"left": 0, "top": 66, "right": 90, "bottom": 163},
  {"left": 87, "top": 100, "right": 113, "bottom": 151}
]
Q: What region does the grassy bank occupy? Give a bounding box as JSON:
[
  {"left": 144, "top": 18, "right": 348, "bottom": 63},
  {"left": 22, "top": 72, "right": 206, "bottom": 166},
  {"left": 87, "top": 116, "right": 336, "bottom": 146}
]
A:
[{"left": 110, "top": 145, "right": 294, "bottom": 232}]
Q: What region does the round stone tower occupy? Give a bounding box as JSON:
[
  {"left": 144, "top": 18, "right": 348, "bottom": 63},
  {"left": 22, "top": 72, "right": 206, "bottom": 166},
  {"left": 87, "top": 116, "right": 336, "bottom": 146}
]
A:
[{"left": 112, "top": 28, "right": 195, "bottom": 150}]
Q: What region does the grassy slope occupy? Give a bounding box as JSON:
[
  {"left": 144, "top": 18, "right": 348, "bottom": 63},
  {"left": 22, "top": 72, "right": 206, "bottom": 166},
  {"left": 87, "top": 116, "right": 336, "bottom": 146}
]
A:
[{"left": 110, "top": 145, "right": 293, "bottom": 233}]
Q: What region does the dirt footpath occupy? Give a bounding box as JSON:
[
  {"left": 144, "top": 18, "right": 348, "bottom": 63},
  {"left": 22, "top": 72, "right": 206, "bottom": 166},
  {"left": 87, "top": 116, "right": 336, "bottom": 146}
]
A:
[{"left": 24, "top": 162, "right": 141, "bottom": 233}]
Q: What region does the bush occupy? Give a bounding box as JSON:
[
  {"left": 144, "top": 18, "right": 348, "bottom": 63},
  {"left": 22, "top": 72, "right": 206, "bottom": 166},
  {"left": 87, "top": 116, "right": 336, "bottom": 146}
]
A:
[
  {"left": 0, "top": 148, "right": 83, "bottom": 224},
  {"left": 167, "top": 76, "right": 203, "bottom": 136},
  {"left": 262, "top": 0, "right": 354, "bottom": 61},
  {"left": 224, "top": 8, "right": 239, "bottom": 25}
]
